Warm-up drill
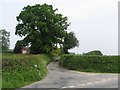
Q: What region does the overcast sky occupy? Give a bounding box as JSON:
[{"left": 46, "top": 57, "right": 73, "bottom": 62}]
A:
[{"left": 0, "top": 0, "right": 119, "bottom": 55}]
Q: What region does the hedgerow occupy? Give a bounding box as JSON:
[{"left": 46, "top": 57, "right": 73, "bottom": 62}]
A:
[
  {"left": 2, "top": 53, "right": 52, "bottom": 88},
  {"left": 59, "top": 54, "right": 119, "bottom": 73}
]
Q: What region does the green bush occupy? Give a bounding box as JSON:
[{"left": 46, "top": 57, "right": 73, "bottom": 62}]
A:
[
  {"left": 2, "top": 53, "right": 52, "bottom": 88},
  {"left": 59, "top": 54, "right": 119, "bottom": 73},
  {"left": 50, "top": 47, "right": 61, "bottom": 57}
]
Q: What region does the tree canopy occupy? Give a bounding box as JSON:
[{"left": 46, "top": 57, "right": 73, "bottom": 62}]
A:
[
  {"left": 0, "top": 29, "right": 10, "bottom": 53},
  {"left": 63, "top": 32, "right": 79, "bottom": 54},
  {"left": 15, "top": 4, "right": 79, "bottom": 54},
  {"left": 83, "top": 50, "right": 103, "bottom": 55},
  {"left": 14, "top": 40, "right": 23, "bottom": 53}
]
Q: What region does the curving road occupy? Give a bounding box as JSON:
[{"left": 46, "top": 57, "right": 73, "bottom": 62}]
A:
[{"left": 21, "top": 62, "right": 118, "bottom": 89}]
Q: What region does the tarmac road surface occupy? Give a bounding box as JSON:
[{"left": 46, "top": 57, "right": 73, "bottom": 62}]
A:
[{"left": 21, "top": 62, "right": 118, "bottom": 89}]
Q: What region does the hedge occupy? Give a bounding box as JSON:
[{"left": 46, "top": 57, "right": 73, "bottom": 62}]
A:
[
  {"left": 2, "top": 53, "right": 52, "bottom": 88},
  {"left": 59, "top": 54, "right": 119, "bottom": 73}
]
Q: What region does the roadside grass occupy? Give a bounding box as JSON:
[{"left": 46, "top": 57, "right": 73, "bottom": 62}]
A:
[
  {"left": 59, "top": 54, "right": 119, "bottom": 73},
  {"left": 2, "top": 53, "right": 52, "bottom": 88}
]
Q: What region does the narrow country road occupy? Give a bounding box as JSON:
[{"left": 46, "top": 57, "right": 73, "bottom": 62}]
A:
[{"left": 20, "top": 62, "right": 118, "bottom": 89}]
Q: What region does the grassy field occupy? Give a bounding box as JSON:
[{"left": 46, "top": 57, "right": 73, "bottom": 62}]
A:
[
  {"left": 60, "top": 54, "right": 119, "bottom": 73},
  {"left": 2, "top": 53, "right": 52, "bottom": 88}
]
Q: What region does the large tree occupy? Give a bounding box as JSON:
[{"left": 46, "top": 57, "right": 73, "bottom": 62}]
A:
[
  {"left": 15, "top": 4, "right": 78, "bottom": 54},
  {"left": 0, "top": 29, "right": 10, "bottom": 53}
]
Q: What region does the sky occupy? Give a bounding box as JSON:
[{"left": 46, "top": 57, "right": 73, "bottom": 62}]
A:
[{"left": 0, "top": 0, "right": 119, "bottom": 55}]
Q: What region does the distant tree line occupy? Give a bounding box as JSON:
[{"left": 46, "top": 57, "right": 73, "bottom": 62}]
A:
[
  {"left": 82, "top": 50, "right": 103, "bottom": 55},
  {"left": 0, "top": 29, "right": 10, "bottom": 53}
]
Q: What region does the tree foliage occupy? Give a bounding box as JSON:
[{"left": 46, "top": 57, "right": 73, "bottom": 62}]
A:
[
  {"left": 63, "top": 32, "right": 79, "bottom": 54},
  {"left": 15, "top": 4, "right": 78, "bottom": 54},
  {"left": 14, "top": 40, "right": 23, "bottom": 53},
  {"left": 83, "top": 50, "right": 103, "bottom": 55},
  {"left": 0, "top": 29, "right": 10, "bottom": 53},
  {"left": 50, "top": 47, "right": 61, "bottom": 57}
]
